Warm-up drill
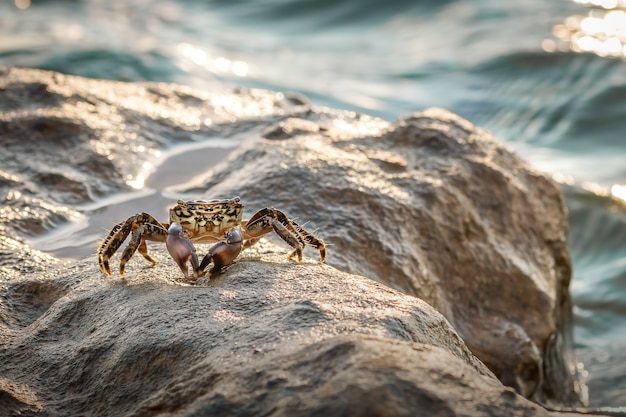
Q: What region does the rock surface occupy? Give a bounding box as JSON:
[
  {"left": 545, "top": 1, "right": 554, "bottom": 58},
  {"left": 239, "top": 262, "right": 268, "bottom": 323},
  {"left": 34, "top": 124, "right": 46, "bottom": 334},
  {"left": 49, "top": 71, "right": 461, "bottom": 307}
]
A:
[
  {"left": 0, "top": 67, "right": 588, "bottom": 415},
  {"left": 188, "top": 109, "right": 582, "bottom": 405},
  {"left": 1, "top": 245, "right": 554, "bottom": 417}
]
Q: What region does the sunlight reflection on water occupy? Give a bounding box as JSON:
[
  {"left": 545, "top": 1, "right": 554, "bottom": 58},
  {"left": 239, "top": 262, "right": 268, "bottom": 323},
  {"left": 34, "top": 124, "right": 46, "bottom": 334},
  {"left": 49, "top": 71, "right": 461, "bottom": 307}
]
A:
[
  {"left": 547, "top": 1, "right": 626, "bottom": 58},
  {"left": 177, "top": 42, "right": 249, "bottom": 77},
  {"left": 610, "top": 184, "right": 626, "bottom": 203}
]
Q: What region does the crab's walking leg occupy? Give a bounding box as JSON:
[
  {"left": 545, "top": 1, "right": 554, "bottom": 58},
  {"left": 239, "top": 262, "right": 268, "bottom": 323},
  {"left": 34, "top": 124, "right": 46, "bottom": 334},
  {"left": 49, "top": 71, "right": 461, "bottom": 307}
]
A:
[
  {"left": 269, "top": 218, "right": 305, "bottom": 261},
  {"left": 98, "top": 221, "right": 124, "bottom": 275},
  {"left": 200, "top": 226, "right": 243, "bottom": 276},
  {"left": 243, "top": 208, "right": 326, "bottom": 262},
  {"left": 119, "top": 221, "right": 169, "bottom": 275},
  {"left": 242, "top": 208, "right": 302, "bottom": 259},
  {"left": 290, "top": 221, "right": 327, "bottom": 263},
  {"left": 97, "top": 212, "right": 168, "bottom": 276},
  {"left": 138, "top": 238, "right": 157, "bottom": 266}
]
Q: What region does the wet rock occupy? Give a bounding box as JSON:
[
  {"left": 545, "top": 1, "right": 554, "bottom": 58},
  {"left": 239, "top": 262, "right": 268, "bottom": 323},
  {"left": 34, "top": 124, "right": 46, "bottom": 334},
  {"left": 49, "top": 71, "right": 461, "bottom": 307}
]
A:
[
  {"left": 0, "top": 67, "right": 584, "bottom": 414},
  {"left": 0, "top": 66, "right": 306, "bottom": 236},
  {"left": 0, "top": 244, "right": 553, "bottom": 417}
]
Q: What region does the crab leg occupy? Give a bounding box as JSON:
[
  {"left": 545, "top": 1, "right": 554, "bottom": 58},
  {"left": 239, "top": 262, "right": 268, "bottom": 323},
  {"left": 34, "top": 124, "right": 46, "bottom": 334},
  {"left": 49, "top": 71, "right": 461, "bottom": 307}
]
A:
[
  {"left": 269, "top": 218, "right": 305, "bottom": 261},
  {"left": 242, "top": 208, "right": 326, "bottom": 262},
  {"left": 242, "top": 208, "right": 301, "bottom": 259},
  {"left": 119, "top": 222, "right": 169, "bottom": 275},
  {"left": 97, "top": 212, "right": 167, "bottom": 276},
  {"left": 290, "top": 221, "right": 327, "bottom": 263},
  {"left": 98, "top": 220, "right": 124, "bottom": 275},
  {"left": 137, "top": 238, "right": 157, "bottom": 266}
]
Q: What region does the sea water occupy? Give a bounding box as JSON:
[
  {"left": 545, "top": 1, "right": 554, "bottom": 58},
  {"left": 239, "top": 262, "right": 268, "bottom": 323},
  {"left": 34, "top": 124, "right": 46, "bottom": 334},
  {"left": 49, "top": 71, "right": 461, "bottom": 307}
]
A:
[{"left": 2, "top": 0, "right": 626, "bottom": 406}]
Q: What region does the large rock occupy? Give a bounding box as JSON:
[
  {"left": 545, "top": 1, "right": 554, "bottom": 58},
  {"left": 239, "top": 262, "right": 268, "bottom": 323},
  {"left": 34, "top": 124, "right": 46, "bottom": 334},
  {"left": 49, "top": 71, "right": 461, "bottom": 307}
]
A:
[
  {"left": 0, "top": 67, "right": 585, "bottom": 414},
  {"left": 186, "top": 112, "right": 582, "bottom": 405},
  {"left": 0, "top": 246, "right": 553, "bottom": 417}
]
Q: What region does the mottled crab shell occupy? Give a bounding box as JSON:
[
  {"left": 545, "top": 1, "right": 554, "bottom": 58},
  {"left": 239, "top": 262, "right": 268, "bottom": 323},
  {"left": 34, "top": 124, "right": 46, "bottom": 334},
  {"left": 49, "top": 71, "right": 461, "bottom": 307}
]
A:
[{"left": 169, "top": 197, "right": 244, "bottom": 239}]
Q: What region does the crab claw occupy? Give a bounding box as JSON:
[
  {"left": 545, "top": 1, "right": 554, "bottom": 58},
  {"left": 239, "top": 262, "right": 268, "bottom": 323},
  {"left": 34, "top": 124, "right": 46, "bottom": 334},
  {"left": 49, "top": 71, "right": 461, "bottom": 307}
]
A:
[
  {"left": 200, "top": 226, "right": 243, "bottom": 276},
  {"left": 166, "top": 222, "right": 200, "bottom": 280}
]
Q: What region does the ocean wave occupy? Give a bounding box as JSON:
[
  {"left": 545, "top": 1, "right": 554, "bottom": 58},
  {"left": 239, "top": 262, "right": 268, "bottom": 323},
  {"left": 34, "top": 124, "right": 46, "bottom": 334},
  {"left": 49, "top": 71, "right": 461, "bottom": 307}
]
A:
[
  {"left": 560, "top": 181, "right": 626, "bottom": 347},
  {"left": 186, "top": 0, "right": 452, "bottom": 28},
  {"left": 457, "top": 51, "right": 624, "bottom": 146}
]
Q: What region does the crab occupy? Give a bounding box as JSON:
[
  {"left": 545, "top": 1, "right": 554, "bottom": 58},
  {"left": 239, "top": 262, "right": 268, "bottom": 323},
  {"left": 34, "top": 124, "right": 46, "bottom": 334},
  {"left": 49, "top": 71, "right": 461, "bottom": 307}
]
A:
[{"left": 97, "top": 197, "right": 326, "bottom": 280}]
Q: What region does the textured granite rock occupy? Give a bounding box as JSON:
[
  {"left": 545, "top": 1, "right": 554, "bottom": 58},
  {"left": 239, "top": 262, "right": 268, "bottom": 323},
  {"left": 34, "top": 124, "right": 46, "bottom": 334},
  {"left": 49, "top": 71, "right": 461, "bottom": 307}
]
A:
[{"left": 0, "top": 67, "right": 587, "bottom": 415}]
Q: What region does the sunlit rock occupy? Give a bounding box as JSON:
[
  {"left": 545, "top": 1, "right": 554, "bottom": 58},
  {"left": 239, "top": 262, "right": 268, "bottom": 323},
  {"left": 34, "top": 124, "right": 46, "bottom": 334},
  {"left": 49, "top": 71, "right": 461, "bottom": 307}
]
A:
[
  {"left": 0, "top": 243, "right": 558, "bottom": 417},
  {"left": 0, "top": 67, "right": 585, "bottom": 414},
  {"left": 189, "top": 109, "right": 584, "bottom": 406}
]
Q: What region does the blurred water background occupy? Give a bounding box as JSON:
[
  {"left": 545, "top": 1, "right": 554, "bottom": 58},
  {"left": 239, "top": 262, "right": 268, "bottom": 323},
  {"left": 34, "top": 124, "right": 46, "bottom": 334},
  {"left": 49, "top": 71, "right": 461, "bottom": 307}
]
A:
[{"left": 2, "top": 0, "right": 626, "bottom": 406}]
